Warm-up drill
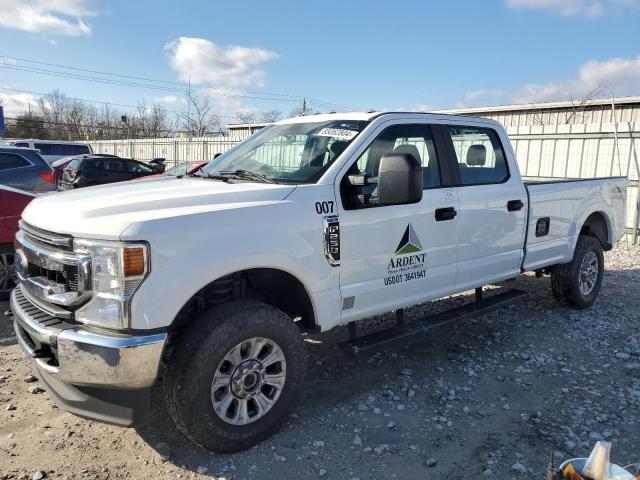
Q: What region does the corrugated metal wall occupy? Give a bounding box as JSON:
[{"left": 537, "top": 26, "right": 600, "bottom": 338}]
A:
[{"left": 88, "top": 122, "right": 640, "bottom": 242}]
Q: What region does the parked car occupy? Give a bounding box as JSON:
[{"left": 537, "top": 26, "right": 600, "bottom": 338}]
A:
[
  {"left": 50, "top": 153, "right": 118, "bottom": 184},
  {"left": 4, "top": 140, "right": 92, "bottom": 163},
  {"left": 135, "top": 161, "right": 210, "bottom": 181},
  {"left": 57, "top": 155, "right": 158, "bottom": 190},
  {"left": 0, "top": 185, "right": 36, "bottom": 299},
  {"left": 0, "top": 146, "right": 56, "bottom": 192},
  {"left": 10, "top": 112, "right": 627, "bottom": 453}
]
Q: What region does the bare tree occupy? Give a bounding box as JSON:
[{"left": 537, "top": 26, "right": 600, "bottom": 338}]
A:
[
  {"left": 132, "top": 103, "right": 175, "bottom": 138},
  {"left": 259, "top": 110, "right": 282, "bottom": 123},
  {"left": 182, "top": 94, "right": 223, "bottom": 136},
  {"left": 526, "top": 85, "right": 604, "bottom": 126},
  {"left": 38, "top": 89, "right": 69, "bottom": 139},
  {"left": 234, "top": 111, "right": 257, "bottom": 124}
]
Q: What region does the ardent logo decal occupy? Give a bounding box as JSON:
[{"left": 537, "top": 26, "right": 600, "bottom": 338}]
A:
[
  {"left": 385, "top": 223, "right": 427, "bottom": 286},
  {"left": 394, "top": 224, "right": 423, "bottom": 255}
]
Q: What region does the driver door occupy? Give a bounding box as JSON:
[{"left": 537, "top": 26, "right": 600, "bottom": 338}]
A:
[{"left": 336, "top": 123, "right": 460, "bottom": 322}]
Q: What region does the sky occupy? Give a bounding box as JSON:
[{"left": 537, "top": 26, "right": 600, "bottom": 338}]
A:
[{"left": 1, "top": 0, "right": 640, "bottom": 120}]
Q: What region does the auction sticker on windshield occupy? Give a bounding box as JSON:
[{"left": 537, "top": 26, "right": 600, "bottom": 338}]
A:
[{"left": 316, "top": 128, "right": 359, "bottom": 140}]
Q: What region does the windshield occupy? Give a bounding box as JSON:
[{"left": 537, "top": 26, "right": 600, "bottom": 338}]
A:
[{"left": 200, "top": 120, "right": 368, "bottom": 184}]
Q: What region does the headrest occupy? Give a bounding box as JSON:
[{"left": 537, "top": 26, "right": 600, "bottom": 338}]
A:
[
  {"left": 330, "top": 141, "right": 348, "bottom": 158},
  {"left": 393, "top": 144, "right": 421, "bottom": 165},
  {"left": 466, "top": 144, "right": 486, "bottom": 166}
]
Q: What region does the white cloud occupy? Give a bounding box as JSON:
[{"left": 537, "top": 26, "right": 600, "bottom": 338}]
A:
[
  {"left": 505, "top": 0, "right": 640, "bottom": 17},
  {"left": 165, "top": 37, "right": 278, "bottom": 88},
  {"left": 0, "top": 92, "right": 40, "bottom": 116},
  {"left": 459, "top": 54, "right": 640, "bottom": 106},
  {"left": 152, "top": 95, "right": 185, "bottom": 105},
  {"left": 0, "top": 0, "right": 97, "bottom": 36}
]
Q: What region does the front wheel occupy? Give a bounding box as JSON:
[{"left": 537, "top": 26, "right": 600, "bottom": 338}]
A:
[
  {"left": 551, "top": 235, "right": 604, "bottom": 309},
  {"left": 0, "top": 245, "right": 16, "bottom": 301},
  {"left": 164, "top": 301, "right": 306, "bottom": 452}
]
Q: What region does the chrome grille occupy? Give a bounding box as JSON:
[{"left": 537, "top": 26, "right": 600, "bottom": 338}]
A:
[
  {"left": 19, "top": 220, "right": 73, "bottom": 252},
  {"left": 15, "top": 226, "right": 92, "bottom": 307}
]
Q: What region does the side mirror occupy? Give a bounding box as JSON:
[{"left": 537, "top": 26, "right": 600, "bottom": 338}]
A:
[{"left": 377, "top": 153, "right": 423, "bottom": 205}]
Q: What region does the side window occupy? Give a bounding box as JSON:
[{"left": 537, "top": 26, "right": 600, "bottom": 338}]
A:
[
  {"left": 127, "top": 161, "right": 154, "bottom": 174},
  {"left": 34, "top": 143, "right": 55, "bottom": 155},
  {"left": 83, "top": 159, "right": 103, "bottom": 172},
  {"left": 13, "top": 142, "right": 30, "bottom": 148},
  {"left": 0, "top": 153, "right": 31, "bottom": 170},
  {"left": 105, "top": 159, "right": 127, "bottom": 172},
  {"left": 447, "top": 126, "right": 508, "bottom": 185},
  {"left": 342, "top": 124, "right": 440, "bottom": 210}
]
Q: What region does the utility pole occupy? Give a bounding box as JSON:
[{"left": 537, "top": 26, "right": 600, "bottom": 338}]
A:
[
  {"left": 301, "top": 98, "right": 307, "bottom": 116},
  {"left": 186, "top": 75, "right": 191, "bottom": 141}
]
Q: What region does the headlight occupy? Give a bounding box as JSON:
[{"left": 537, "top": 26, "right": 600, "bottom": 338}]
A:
[{"left": 73, "top": 239, "right": 149, "bottom": 330}]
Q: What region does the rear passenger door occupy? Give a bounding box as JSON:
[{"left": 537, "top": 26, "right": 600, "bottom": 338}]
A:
[
  {"left": 102, "top": 158, "right": 131, "bottom": 184},
  {"left": 443, "top": 125, "right": 527, "bottom": 291}
]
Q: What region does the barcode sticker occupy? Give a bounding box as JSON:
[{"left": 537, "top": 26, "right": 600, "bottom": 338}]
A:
[{"left": 316, "top": 128, "right": 359, "bottom": 140}]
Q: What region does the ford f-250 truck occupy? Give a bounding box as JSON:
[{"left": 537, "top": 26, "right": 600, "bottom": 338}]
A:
[{"left": 10, "top": 112, "right": 627, "bottom": 452}]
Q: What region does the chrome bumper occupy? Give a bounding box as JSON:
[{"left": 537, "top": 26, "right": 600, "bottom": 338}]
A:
[{"left": 11, "top": 286, "right": 167, "bottom": 389}]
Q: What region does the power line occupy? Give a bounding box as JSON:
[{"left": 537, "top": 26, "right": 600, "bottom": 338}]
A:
[{"left": 0, "top": 54, "right": 358, "bottom": 111}]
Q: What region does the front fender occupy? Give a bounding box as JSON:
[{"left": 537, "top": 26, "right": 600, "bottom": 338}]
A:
[{"left": 123, "top": 195, "right": 338, "bottom": 330}]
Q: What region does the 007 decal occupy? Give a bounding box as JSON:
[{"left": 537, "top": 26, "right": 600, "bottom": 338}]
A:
[{"left": 384, "top": 224, "right": 427, "bottom": 286}]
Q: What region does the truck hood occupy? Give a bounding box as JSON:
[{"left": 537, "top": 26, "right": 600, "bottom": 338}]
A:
[{"left": 21, "top": 177, "right": 296, "bottom": 239}]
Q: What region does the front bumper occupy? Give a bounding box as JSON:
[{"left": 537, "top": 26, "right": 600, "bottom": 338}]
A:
[{"left": 10, "top": 285, "right": 167, "bottom": 425}]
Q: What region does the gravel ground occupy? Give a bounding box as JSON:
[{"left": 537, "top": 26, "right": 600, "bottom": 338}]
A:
[{"left": 1, "top": 242, "right": 639, "bottom": 480}]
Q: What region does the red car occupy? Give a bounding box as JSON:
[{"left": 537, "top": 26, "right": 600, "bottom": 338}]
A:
[{"left": 0, "top": 185, "right": 37, "bottom": 299}]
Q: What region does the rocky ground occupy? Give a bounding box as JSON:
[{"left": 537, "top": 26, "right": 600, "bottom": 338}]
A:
[{"left": 1, "top": 243, "right": 639, "bottom": 480}]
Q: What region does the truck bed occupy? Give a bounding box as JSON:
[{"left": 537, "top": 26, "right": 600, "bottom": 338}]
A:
[{"left": 521, "top": 176, "right": 627, "bottom": 272}]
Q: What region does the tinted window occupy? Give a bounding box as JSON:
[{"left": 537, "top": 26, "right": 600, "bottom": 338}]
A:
[
  {"left": 104, "top": 159, "right": 127, "bottom": 172},
  {"left": 127, "top": 161, "right": 155, "bottom": 174},
  {"left": 35, "top": 143, "right": 91, "bottom": 156},
  {"left": 83, "top": 159, "right": 104, "bottom": 171},
  {"left": 13, "top": 142, "right": 30, "bottom": 148},
  {"left": 447, "top": 127, "right": 508, "bottom": 185},
  {"left": 0, "top": 153, "right": 31, "bottom": 170}
]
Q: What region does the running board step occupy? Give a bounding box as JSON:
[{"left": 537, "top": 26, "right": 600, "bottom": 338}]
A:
[{"left": 342, "top": 288, "right": 528, "bottom": 355}]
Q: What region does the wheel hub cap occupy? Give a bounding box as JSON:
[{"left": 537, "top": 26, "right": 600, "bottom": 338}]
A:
[
  {"left": 578, "top": 251, "right": 599, "bottom": 296},
  {"left": 211, "top": 337, "right": 287, "bottom": 425},
  {"left": 231, "top": 360, "right": 264, "bottom": 398}
]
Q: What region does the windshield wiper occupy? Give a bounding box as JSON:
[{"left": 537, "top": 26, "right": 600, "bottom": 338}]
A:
[
  {"left": 193, "top": 170, "right": 233, "bottom": 182},
  {"left": 218, "top": 169, "right": 276, "bottom": 184}
]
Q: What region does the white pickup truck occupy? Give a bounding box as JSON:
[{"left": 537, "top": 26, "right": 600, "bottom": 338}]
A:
[{"left": 10, "top": 112, "right": 627, "bottom": 452}]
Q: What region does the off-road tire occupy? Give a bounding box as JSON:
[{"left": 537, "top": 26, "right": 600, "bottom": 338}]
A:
[
  {"left": 163, "top": 300, "right": 306, "bottom": 453},
  {"left": 551, "top": 234, "right": 604, "bottom": 309}
]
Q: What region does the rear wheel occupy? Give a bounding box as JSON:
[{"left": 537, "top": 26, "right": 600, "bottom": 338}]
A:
[
  {"left": 0, "top": 244, "right": 16, "bottom": 301},
  {"left": 164, "top": 300, "right": 306, "bottom": 452},
  {"left": 551, "top": 235, "right": 604, "bottom": 309}
]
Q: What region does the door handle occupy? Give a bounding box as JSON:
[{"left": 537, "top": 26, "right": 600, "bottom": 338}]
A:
[
  {"left": 435, "top": 207, "right": 457, "bottom": 221},
  {"left": 507, "top": 199, "right": 524, "bottom": 212}
]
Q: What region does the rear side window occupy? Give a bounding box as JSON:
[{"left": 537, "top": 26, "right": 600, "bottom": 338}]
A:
[
  {"left": 66, "top": 159, "right": 82, "bottom": 170},
  {"left": 104, "top": 159, "right": 127, "bottom": 172},
  {"left": 0, "top": 153, "right": 31, "bottom": 170},
  {"left": 13, "top": 142, "right": 30, "bottom": 148},
  {"left": 83, "top": 159, "right": 104, "bottom": 171},
  {"left": 447, "top": 126, "right": 508, "bottom": 185},
  {"left": 35, "top": 143, "right": 91, "bottom": 156}
]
